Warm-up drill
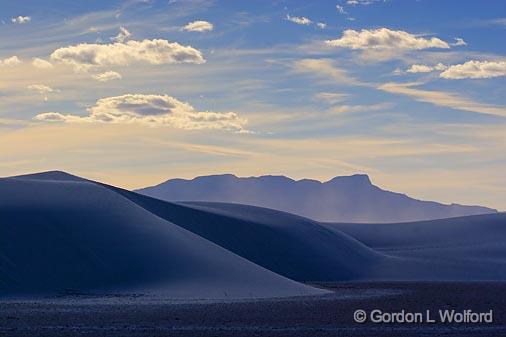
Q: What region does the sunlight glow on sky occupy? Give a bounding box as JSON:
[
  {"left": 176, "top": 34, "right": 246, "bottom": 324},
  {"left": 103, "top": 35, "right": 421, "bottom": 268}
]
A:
[{"left": 0, "top": 0, "right": 505, "bottom": 209}]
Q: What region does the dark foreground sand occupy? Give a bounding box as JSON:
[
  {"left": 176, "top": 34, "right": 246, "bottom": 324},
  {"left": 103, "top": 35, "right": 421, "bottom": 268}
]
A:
[{"left": 2, "top": 282, "right": 506, "bottom": 337}]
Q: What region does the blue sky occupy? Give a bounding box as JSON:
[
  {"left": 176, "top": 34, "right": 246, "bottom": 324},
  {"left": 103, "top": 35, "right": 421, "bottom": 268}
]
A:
[{"left": 1, "top": 0, "right": 505, "bottom": 209}]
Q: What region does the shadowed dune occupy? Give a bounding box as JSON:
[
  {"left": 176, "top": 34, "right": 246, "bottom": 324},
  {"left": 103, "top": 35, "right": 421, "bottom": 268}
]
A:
[
  {"left": 180, "top": 201, "right": 506, "bottom": 281},
  {"left": 108, "top": 187, "right": 384, "bottom": 282},
  {"left": 2, "top": 171, "right": 506, "bottom": 299},
  {"left": 0, "top": 172, "right": 325, "bottom": 298},
  {"left": 324, "top": 214, "right": 506, "bottom": 262}
]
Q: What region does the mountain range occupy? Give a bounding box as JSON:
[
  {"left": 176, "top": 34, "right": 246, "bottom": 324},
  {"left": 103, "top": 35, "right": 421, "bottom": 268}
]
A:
[{"left": 136, "top": 174, "right": 497, "bottom": 223}]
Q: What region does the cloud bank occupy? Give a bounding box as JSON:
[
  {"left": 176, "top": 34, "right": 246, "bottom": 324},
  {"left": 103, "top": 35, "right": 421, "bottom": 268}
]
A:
[{"left": 34, "top": 94, "right": 247, "bottom": 132}]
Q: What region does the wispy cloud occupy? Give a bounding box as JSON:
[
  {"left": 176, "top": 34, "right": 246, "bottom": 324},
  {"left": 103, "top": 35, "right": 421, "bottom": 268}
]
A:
[
  {"left": 378, "top": 82, "right": 506, "bottom": 117},
  {"left": 314, "top": 92, "right": 351, "bottom": 104},
  {"left": 111, "top": 26, "right": 132, "bottom": 43},
  {"left": 328, "top": 103, "right": 392, "bottom": 114},
  {"left": 336, "top": 5, "right": 347, "bottom": 14},
  {"left": 292, "top": 58, "right": 362, "bottom": 86},
  {"left": 27, "top": 84, "right": 58, "bottom": 101},
  {"left": 475, "top": 17, "right": 506, "bottom": 27},
  {"left": 346, "top": 0, "right": 381, "bottom": 5}
]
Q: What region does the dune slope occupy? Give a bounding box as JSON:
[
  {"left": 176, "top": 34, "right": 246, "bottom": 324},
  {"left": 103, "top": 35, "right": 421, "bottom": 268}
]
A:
[
  {"left": 108, "top": 187, "right": 384, "bottom": 282},
  {"left": 0, "top": 174, "right": 324, "bottom": 298},
  {"left": 324, "top": 214, "right": 506, "bottom": 262},
  {"left": 186, "top": 202, "right": 506, "bottom": 281}
]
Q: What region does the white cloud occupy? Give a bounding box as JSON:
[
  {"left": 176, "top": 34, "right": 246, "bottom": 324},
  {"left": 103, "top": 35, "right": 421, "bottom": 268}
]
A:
[
  {"left": 317, "top": 22, "right": 327, "bottom": 29},
  {"left": 451, "top": 37, "right": 467, "bottom": 46},
  {"left": 329, "top": 103, "right": 391, "bottom": 114},
  {"left": 346, "top": 0, "right": 379, "bottom": 5},
  {"left": 92, "top": 71, "right": 122, "bottom": 82},
  {"left": 326, "top": 28, "right": 450, "bottom": 50},
  {"left": 336, "top": 5, "right": 347, "bottom": 14},
  {"left": 406, "top": 63, "right": 447, "bottom": 73},
  {"left": 50, "top": 39, "right": 205, "bottom": 71},
  {"left": 0, "top": 56, "right": 22, "bottom": 66},
  {"left": 33, "top": 112, "right": 71, "bottom": 122},
  {"left": 11, "top": 16, "right": 31, "bottom": 24},
  {"left": 285, "top": 14, "right": 312, "bottom": 25},
  {"left": 32, "top": 58, "right": 53, "bottom": 69},
  {"left": 27, "top": 84, "right": 58, "bottom": 102},
  {"left": 406, "top": 64, "right": 433, "bottom": 73},
  {"left": 34, "top": 94, "right": 248, "bottom": 132},
  {"left": 440, "top": 60, "right": 506, "bottom": 79},
  {"left": 378, "top": 82, "right": 506, "bottom": 117},
  {"left": 182, "top": 20, "right": 213, "bottom": 32},
  {"left": 111, "top": 26, "right": 132, "bottom": 43}
]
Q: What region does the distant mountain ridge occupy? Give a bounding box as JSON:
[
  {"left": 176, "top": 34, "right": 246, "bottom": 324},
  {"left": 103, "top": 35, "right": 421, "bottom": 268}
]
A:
[{"left": 136, "top": 173, "right": 497, "bottom": 223}]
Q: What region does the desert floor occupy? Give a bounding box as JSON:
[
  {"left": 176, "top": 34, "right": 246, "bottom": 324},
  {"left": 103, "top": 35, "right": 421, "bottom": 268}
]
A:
[{"left": 2, "top": 282, "right": 506, "bottom": 337}]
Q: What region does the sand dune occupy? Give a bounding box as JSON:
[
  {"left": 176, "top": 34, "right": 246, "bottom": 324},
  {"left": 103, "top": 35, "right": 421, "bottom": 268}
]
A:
[
  {"left": 0, "top": 173, "right": 324, "bottom": 298},
  {"left": 324, "top": 214, "right": 506, "bottom": 262},
  {"left": 108, "top": 189, "right": 384, "bottom": 282},
  {"left": 2, "top": 171, "right": 506, "bottom": 299},
  {"left": 188, "top": 202, "right": 506, "bottom": 281}
]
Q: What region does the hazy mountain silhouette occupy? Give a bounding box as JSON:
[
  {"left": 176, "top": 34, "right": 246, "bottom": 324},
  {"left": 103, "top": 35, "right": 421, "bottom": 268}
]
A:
[{"left": 136, "top": 174, "right": 497, "bottom": 223}]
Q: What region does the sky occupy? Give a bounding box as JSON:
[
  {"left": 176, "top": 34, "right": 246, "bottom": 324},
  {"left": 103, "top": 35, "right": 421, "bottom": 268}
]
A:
[{"left": 0, "top": 0, "right": 505, "bottom": 210}]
